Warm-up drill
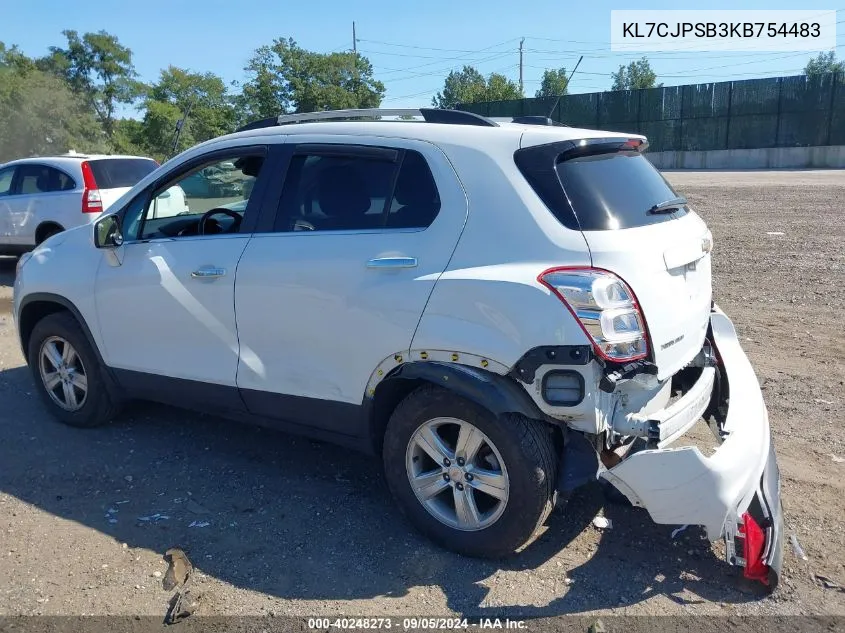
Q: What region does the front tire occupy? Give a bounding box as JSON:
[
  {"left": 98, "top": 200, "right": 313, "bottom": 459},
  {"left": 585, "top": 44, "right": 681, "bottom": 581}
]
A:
[
  {"left": 382, "top": 385, "right": 557, "bottom": 558},
  {"left": 27, "top": 312, "right": 119, "bottom": 428}
]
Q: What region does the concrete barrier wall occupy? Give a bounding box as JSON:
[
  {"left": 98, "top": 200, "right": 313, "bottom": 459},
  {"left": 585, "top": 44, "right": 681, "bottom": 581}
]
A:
[{"left": 646, "top": 146, "right": 845, "bottom": 170}]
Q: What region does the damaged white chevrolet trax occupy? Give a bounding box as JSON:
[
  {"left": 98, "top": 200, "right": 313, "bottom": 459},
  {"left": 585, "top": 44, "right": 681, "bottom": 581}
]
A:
[{"left": 14, "top": 108, "right": 783, "bottom": 589}]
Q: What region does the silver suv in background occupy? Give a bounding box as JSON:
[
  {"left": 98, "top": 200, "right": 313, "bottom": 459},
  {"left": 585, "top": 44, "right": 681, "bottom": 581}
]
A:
[{"left": 0, "top": 153, "right": 184, "bottom": 255}]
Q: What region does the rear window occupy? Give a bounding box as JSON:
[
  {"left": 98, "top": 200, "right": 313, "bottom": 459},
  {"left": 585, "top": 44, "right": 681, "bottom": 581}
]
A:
[
  {"left": 555, "top": 152, "right": 686, "bottom": 231},
  {"left": 88, "top": 158, "right": 157, "bottom": 189}
]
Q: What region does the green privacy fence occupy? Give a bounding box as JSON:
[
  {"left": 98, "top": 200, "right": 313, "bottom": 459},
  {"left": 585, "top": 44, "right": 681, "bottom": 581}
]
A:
[{"left": 457, "top": 73, "right": 845, "bottom": 153}]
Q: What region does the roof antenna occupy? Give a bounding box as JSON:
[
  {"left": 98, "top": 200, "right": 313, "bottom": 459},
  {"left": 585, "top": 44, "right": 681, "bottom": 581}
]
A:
[{"left": 546, "top": 55, "right": 583, "bottom": 121}]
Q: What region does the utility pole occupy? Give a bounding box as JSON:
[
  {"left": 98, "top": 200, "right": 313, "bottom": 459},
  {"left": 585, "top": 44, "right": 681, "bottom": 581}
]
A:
[
  {"left": 519, "top": 38, "right": 525, "bottom": 93},
  {"left": 353, "top": 21, "right": 357, "bottom": 55}
]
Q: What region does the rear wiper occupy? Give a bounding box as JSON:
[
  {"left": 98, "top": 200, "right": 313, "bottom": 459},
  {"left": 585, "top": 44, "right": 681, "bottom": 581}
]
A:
[{"left": 647, "top": 196, "right": 687, "bottom": 215}]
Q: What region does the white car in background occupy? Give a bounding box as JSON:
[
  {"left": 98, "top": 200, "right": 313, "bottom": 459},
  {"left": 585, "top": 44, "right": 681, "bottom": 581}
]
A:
[{"left": 0, "top": 153, "right": 187, "bottom": 256}]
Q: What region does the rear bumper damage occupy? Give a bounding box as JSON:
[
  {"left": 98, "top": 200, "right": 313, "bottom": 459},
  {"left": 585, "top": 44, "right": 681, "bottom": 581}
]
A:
[{"left": 599, "top": 306, "right": 784, "bottom": 589}]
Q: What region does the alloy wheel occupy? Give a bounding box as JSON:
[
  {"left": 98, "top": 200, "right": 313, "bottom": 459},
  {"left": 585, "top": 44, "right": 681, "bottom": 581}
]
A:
[{"left": 405, "top": 417, "right": 509, "bottom": 531}]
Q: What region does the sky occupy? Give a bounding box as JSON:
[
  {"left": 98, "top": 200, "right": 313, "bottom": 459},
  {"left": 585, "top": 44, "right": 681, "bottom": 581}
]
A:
[{"left": 2, "top": 0, "right": 843, "bottom": 113}]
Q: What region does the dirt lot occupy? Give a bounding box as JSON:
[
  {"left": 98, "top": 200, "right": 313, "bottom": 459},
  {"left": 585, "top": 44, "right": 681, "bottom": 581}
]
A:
[{"left": 0, "top": 170, "right": 843, "bottom": 619}]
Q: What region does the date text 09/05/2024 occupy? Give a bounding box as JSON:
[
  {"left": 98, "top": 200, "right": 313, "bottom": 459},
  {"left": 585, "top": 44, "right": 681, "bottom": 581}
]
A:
[{"left": 307, "top": 618, "right": 527, "bottom": 630}]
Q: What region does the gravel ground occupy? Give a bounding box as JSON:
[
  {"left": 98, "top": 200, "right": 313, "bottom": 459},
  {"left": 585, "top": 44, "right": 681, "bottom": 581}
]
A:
[{"left": 0, "top": 170, "right": 843, "bottom": 619}]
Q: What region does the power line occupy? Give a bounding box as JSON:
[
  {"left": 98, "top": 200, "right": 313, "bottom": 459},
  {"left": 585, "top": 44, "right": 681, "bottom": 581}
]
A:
[
  {"left": 362, "top": 37, "right": 521, "bottom": 76},
  {"left": 377, "top": 51, "right": 514, "bottom": 83}
]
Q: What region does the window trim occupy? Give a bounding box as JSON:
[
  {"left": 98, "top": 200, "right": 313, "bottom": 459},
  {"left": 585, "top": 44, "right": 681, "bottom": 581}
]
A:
[
  {"left": 10, "top": 163, "right": 77, "bottom": 196},
  {"left": 117, "top": 145, "right": 270, "bottom": 244}
]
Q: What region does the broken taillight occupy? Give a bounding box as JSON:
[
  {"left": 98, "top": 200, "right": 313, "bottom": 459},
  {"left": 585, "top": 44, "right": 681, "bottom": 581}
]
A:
[
  {"left": 538, "top": 267, "right": 649, "bottom": 362},
  {"left": 740, "top": 511, "right": 770, "bottom": 585}
]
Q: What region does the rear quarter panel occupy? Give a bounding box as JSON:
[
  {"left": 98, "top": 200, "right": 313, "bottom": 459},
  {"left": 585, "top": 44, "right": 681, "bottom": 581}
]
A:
[{"left": 411, "top": 139, "right": 593, "bottom": 369}]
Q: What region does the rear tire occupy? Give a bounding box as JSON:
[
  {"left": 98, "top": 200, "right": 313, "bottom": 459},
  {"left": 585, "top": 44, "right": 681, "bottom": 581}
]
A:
[
  {"left": 27, "top": 311, "right": 120, "bottom": 428},
  {"left": 382, "top": 385, "right": 557, "bottom": 558}
]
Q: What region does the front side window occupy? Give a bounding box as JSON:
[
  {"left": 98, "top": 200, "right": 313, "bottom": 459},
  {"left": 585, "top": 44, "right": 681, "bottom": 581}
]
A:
[
  {"left": 0, "top": 167, "right": 14, "bottom": 196},
  {"left": 16, "top": 165, "right": 75, "bottom": 194},
  {"left": 275, "top": 148, "right": 440, "bottom": 233},
  {"left": 124, "top": 154, "right": 264, "bottom": 241}
]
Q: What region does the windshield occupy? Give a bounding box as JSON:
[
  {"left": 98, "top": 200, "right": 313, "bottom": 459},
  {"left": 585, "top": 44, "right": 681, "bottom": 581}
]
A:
[{"left": 555, "top": 152, "right": 687, "bottom": 230}]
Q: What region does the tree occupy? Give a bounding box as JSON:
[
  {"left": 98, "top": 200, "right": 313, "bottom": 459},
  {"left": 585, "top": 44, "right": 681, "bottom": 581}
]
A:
[
  {"left": 0, "top": 42, "right": 36, "bottom": 73},
  {"left": 44, "top": 30, "right": 141, "bottom": 137},
  {"left": 611, "top": 57, "right": 660, "bottom": 91},
  {"left": 236, "top": 38, "right": 385, "bottom": 120},
  {"left": 486, "top": 73, "right": 523, "bottom": 102},
  {"left": 535, "top": 67, "right": 569, "bottom": 98},
  {"left": 432, "top": 65, "right": 523, "bottom": 109},
  {"left": 804, "top": 51, "right": 845, "bottom": 76},
  {"left": 0, "top": 65, "right": 106, "bottom": 162},
  {"left": 236, "top": 45, "right": 289, "bottom": 122},
  {"left": 139, "top": 66, "right": 238, "bottom": 159}
]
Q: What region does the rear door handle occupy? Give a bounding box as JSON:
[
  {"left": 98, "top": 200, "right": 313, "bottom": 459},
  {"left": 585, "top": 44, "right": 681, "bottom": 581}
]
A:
[
  {"left": 366, "top": 257, "right": 418, "bottom": 269},
  {"left": 191, "top": 267, "right": 227, "bottom": 279}
]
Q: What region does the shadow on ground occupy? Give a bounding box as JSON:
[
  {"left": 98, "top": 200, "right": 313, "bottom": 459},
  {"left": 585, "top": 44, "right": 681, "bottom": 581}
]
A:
[{"left": 0, "top": 363, "right": 763, "bottom": 615}]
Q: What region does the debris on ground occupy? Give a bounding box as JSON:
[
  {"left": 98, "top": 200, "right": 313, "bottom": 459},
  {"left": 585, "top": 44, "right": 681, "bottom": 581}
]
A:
[
  {"left": 831, "top": 454, "right": 845, "bottom": 464},
  {"left": 186, "top": 500, "right": 210, "bottom": 515},
  {"left": 138, "top": 513, "right": 170, "bottom": 522},
  {"left": 814, "top": 574, "right": 842, "bottom": 591},
  {"left": 790, "top": 534, "right": 809, "bottom": 561},
  {"left": 815, "top": 399, "right": 834, "bottom": 405},
  {"left": 163, "top": 548, "right": 193, "bottom": 591},
  {"left": 671, "top": 525, "right": 689, "bottom": 539},
  {"left": 588, "top": 619, "right": 606, "bottom": 633},
  {"left": 592, "top": 516, "right": 612, "bottom": 530},
  {"left": 766, "top": 231, "right": 785, "bottom": 236},
  {"left": 188, "top": 521, "right": 210, "bottom": 528},
  {"left": 164, "top": 586, "right": 201, "bottom": 625},
  {"left": 162, "top": 548, "right": 200, "bottom": 625}
]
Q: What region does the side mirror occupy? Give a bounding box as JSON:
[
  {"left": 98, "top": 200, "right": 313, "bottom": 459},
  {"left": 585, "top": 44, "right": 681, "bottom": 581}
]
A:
[{"left": 94, "top": 214, "right": 124, "bottom": 248}]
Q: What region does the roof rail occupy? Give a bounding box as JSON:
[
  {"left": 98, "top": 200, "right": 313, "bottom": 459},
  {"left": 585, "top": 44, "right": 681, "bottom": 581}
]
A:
[
  {"left": 490, "top": 116, "right": 569, "bottom": 127},
  {"left": 235, "top": 108, "right": 498, "bottom": 133}
]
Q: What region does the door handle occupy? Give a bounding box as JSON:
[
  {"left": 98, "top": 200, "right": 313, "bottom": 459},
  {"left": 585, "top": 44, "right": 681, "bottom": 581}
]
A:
[
  {"left": 366, "top": 257, "right": 418, "bottom": 269},
  {"left": 191, "top": 267, "right": 227, "bottom": 279}
]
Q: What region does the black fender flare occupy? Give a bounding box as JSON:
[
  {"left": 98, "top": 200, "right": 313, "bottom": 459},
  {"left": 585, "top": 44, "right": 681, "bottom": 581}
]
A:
[{"left": 382, "top": 361, "right": 545, "bottom": 420}]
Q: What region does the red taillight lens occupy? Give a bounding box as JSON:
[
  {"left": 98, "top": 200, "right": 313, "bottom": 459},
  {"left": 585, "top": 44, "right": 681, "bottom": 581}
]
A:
[
  {"left": 80, "top": 161, "right": 102, "bottom": 214},
  {"left": 538, "top": 267, "right": 649, "bottom": 362}
]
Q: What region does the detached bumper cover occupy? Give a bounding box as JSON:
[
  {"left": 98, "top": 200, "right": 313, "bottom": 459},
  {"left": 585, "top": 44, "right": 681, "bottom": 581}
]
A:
[{"left": 601, "top": 307, "right": 784, "bottom": 585}]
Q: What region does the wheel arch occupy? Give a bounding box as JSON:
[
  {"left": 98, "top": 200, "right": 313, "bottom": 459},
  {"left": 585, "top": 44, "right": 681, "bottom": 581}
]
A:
[
  {"left": 367, "top": 361, "right": 550, "bottom": 454},
  {"left": 17, "top": 294, "right": 107, "bottom": 372},
  {"left": 35, "top": 221, "right": 65, "bottom": 245}
]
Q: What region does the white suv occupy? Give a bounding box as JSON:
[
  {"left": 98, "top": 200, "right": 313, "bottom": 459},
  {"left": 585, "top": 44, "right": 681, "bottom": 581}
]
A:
[
  {"left": 0, "top": 153, "right": 188, "bottom": 255},
  {"left": 12, "top": 108, "right": 783, "bottom": 590}
]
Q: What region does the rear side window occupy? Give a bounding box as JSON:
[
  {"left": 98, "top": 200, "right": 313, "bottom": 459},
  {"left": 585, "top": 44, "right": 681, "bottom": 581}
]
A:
[
  {"left": 274, "top": 148, "right": 440, "bottom": 232},
  {"left": 555, "top": 153, "right": 686, "bottom": 230},
  {"left": 88, "top": 158, "right": 157, "bottom": 189},
  {"left": 16, "top": 165, "right": 76, "bottom": 194}
]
